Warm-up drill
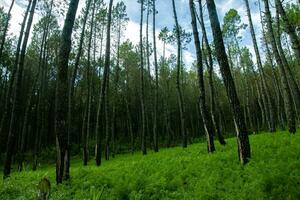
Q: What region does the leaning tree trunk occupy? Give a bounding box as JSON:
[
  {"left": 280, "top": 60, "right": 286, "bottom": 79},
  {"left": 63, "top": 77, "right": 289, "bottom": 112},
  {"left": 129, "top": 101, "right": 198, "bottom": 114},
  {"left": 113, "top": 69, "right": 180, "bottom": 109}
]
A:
[
  {"left": 262, "top": 0, "right": 296, "bottom": 134},
  {"left": 275, "top": 0, "right": 300, "bottom": 67},
  {"left": 244, "top": 0, "right": 276, "bottom": 132},
  {"left": 95, "top": 0, "right": 113, "bottom": 166},
  {"left": 0, "top": 0, "right": 32, "bottom": 150},
  {"left": 172, "top": 0, "right": 187, "bottom": 148},
  {"left": 206, "top": 0, "right": 251, "bottom": 164},
  {"left": 0, "top": 0, "right": 15, "bottom": 60},
  {"left": 259, "top": 3, "right": 285, "bottom": 129},
  {"left": 275, "top": 11, "right": 300, "bottom": 120},
  {"left": 198, "top": 0, "right": 226, "bottom": 145},
  {"left": 189, "top": 0, "right": 215, "bottom": 152},
  {"left": 3, "top": 0, "right": 37, "bottom": 178},
  {"left": 55, "top": 0, "right": 79, "bottom": 184}
]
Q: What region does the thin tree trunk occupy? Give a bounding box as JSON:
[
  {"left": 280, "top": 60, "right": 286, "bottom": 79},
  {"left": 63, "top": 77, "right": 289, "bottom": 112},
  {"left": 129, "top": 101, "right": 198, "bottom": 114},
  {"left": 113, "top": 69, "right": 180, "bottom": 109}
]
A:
[
  {"left": 18, "top": 72, "right": 39, "bottom": 171},
  {"left": 259, "top": 5, "right": 284, "bottom": 129},
  {"left": 0, "top": 0, "right": 32, "bottom": 148},
  {"left": 139, "top": 0, "right": 147, "bottom": 155},
  {"left": 189, "top": 0, "right": 215, "bottom": 152},
  {"left": 172, "top": 0, "right": 187, "bottom": 148},
  {"left": 84, "top": 0, "right": 95, "bottom": 165},
  {"left": 0, "top": 0, "right": 15, "bottom": 60},
  {"left": 68, "top": 0, "right": 92, "bottom": 166},
  {"left": 95, "top": 0, "right": 113, "bottom": 166},
  {"left": 153, "top": 0, "right": 159, "bottom": 152},
  {"left": 262, "top": 0, "right": 296, "bottom": 134},
  {"left": 275, "top": 11, "right": 300, "bottom": 120},
  {"left": 3, "top": 0, "right": 37, "bottom": 178},
  {"left": 275, "top": 0, "right": 300, "bottom": 67},
  {"left": 198, "top": 1, "right": 226, "bottom": 145},
  {"left": 244, "top": 0, "right": 276, "bottom": 132}
]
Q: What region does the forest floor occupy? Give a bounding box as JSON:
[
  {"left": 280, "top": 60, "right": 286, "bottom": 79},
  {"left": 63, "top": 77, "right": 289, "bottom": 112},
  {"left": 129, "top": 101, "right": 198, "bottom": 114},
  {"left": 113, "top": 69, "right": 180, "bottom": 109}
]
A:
[{"left": 1, "top": 131, "right": 300, "bottom": 200}]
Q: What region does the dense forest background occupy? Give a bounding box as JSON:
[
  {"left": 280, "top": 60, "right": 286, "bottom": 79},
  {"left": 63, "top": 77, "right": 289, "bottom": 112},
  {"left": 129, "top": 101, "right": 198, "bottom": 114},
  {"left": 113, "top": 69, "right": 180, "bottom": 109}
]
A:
[{"left": 0, "top": 0, "right": 299, "bottom": 186}]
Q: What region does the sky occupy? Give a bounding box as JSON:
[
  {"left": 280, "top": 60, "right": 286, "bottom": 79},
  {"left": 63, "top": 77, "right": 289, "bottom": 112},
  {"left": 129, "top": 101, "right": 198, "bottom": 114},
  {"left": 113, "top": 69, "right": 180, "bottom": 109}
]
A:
[{"left": 0, "top": 0, "right": 297, "bottom": 68}]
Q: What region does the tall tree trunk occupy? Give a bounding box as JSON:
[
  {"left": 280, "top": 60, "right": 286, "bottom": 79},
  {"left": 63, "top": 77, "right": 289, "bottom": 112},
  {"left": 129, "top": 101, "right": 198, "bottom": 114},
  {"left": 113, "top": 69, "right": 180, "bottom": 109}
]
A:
[
  {"left": 244, "top": 0, "right": 276, "bottom": 132},
  {"left": 68, "top": 0, "right": 92, "bottom": 167},
  {"left": 152, "top": 0, "right": 159, "bottom": 152},
  {"left": 0, "top": 0, "right": 15, "bottom": 60},
  {"left": 95, "top": 0, "right": 113, "bottom": 165},
  {"left": 83, "top": 0, "right": 95, "bottom": 166},
  {"left": 104, "top": 73, "right": 110, "bottom": 160},
  {"left": 55, "top": 0, "right": 79, "bottom": 184},
  {"left": 111, "top": 12, "right": 123, "bottom": 157},
  {"left": 189, "top": 0, "right": 215, "bottom": 152},
  {"left": 0, "top": 0, "right": 32, "bottom": 150},
  {"left": 3, "top": 0, "right": 37, "bottom": 178},
  {"left": 262, "top": 0, "right": 296, "bottom": 134},
  {"left": 275, "top": 0, "right": 300, "bottom": 67},
  {"left": 33, "top": 0, "right": 53, "bottom": 172},
  {"left": 259, "top": 4, "right": 284, "bottom": 129},
  {"left": 198, "top": 0, "right": 226, "bottom": 145},
  {"left": 172, "top": 0, "right": 187, "bottom": 148},
  {"left": 275, "top": 10, "right": 300, "bottom": 120},
  {"left": 18, "top": 76, "right": 37, "bottom": 171},
  {"left": 206, "top": 0, "right": 251, "bottom": 164},
  {"left": 139, "top": 0, "right": 147, "bottom": 155}
]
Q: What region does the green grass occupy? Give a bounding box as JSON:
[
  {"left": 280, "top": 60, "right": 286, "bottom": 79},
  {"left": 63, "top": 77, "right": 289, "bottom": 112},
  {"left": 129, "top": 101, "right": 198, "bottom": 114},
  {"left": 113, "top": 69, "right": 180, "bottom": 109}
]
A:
[{"left": 1, "top": 131, "right": 300, "bottom": 200}]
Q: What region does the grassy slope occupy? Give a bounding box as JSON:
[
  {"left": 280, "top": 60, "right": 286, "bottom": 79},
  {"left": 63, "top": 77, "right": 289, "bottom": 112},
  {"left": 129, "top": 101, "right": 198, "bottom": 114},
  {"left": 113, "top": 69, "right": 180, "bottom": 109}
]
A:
[{"left": 1, "top": 131, "right": 300, "bottom": 200}]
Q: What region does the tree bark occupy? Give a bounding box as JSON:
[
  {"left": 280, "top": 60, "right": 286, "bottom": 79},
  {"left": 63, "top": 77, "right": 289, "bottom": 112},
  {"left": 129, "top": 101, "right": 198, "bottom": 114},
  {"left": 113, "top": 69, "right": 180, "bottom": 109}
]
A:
[
  {"left": 153, "top": 0, "right": 159, "bottom": 152},
  {"left": 139, "top": 0, "right": 147, "bottom": 155},
  {"left": 0, "top": 0, "right": 32, "bottom": 150},
  {"left": 275, "top": 0, "right": 300, "bottom": 67},
  {"left": 3, "top": 0, "right": 37, "bottom": 178},
  {"left": 244, "top": 0, "right": 276, "bottom": 132},
  {"left": 55, "top": 0, "right": 79, "bottom": 184},
  {"left": 68, "top": 0, "right": 93, "bottom": 166},
  {"left": 189, "top": 0, "right": 215, "bottom": 152},
  {"left": 0, "top": 0, "right": 15, "bottom": 60},
  {"left": 206, "top": 0, "right": 251, "bottom": 164},
  {"left": 198, "top": 0, "right": 226, "bottom": 145},
  {"left": 275, "top": 10, "right": 300, "bottom": 120},
  {"left": 262, "top": 0, "right": 296, "bottom": 134},
  {"left": 172, "top": 0, "right": 187, "bottom": 148},
  {"left": 95, "top": 0, "right": 113, "bottom": 165}
]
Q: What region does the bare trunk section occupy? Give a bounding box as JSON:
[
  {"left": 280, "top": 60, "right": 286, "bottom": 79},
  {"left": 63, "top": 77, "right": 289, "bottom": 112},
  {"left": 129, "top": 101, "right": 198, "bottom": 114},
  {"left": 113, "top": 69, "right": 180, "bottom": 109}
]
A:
[
  {"left": 275, "top": 0, "right": 300, "bottom": 67},
  {"left": 3, "top": 0, "right": 37, "bottom": 178},
  {"left": 153, "top": 0, "right": 159, "bottom": 152},
  {"left": 68, "top": 0, "right": 93, "bottom": 167},
  {"left": 206, "top": 0, "right": 251, "bottom": 164},
  {"left": 95, "top": 0, "right": 113, "bottom": 165},
  {"left": 262, "top": 0, "right": 296, "bottom": 134},
  {"left": 189, "top": 0, "right": 215, "bottom": 152},
  {"left": 0, "top": 0, "right": 15, "bottom": 60},
  {"left": 198, "top": 1, "right": 226, "bottom": 145},
  {"left": 139, "top": 0, "right": 147, "bottom": 155},
  {"left": 244, "top": 0, "right": 276, "bottom": 132},
  {"left": 0, "top": 0, "right": 32, "bottom": 151},
  {"left": 172, "top": 0, "right": 187, "bottom": 148},
  {"left": 55, "top": 0, "right": 79, "bottom": 184}
]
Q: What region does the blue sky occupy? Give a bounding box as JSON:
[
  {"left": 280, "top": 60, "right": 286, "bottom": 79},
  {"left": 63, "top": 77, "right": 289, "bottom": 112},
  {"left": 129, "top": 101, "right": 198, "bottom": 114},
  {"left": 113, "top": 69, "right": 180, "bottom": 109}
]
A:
[{"left": 0, "top": 0, "right": 297, "bottom": 67}]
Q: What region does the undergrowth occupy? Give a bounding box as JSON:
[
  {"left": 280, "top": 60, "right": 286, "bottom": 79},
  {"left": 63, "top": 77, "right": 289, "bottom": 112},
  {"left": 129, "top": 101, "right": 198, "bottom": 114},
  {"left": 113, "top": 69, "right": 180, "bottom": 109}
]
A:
[{"left": 0, "top": 131, "right": 300, "bottom": 199}]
